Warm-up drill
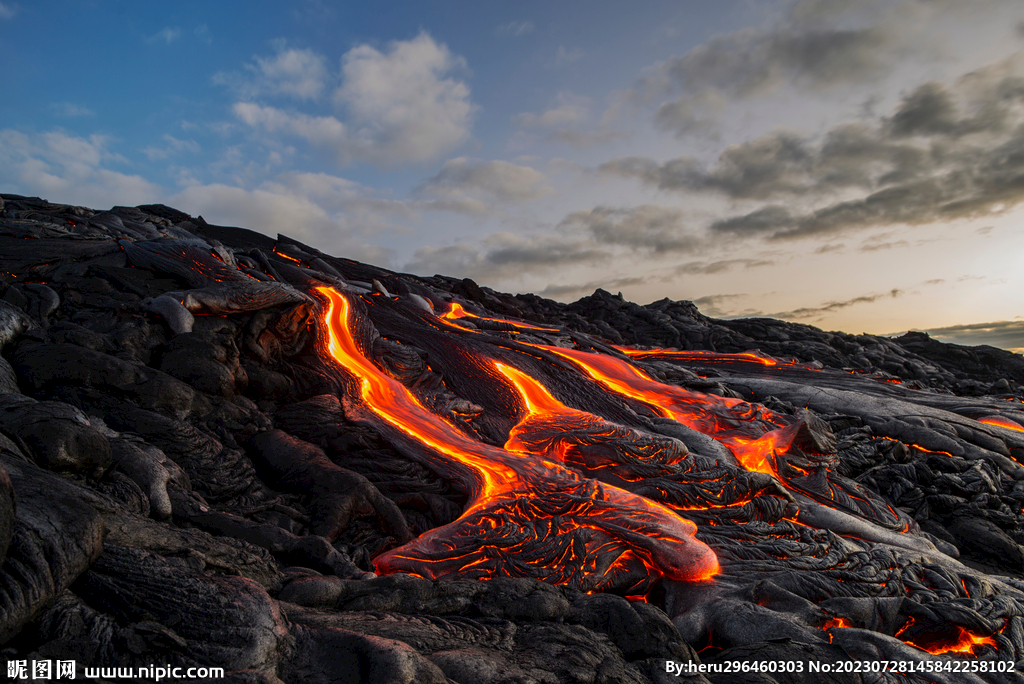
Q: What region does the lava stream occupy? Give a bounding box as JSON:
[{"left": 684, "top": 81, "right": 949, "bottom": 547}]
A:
[
  {"left": 443, "top": 304, "right": 796, "bottom": 476},
  {"left": 314, "top": 286, "right": 718, "bottom": 592}
]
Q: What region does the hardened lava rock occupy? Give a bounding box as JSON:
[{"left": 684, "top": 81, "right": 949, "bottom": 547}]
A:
[{"left": 1, "top": 193, "right": 1024, "bottom": 682}]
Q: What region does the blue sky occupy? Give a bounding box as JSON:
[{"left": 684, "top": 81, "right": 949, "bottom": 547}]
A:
[{"left": 2, "top": 0, "right": 1024, "bottom": 351}]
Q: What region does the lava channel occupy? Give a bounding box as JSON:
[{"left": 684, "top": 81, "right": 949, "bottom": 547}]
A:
[{"left": 314, "top": 286, "right": 718, "bottom": 596}]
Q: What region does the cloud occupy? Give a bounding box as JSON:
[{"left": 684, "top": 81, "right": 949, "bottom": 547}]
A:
[
  {"left": 639, "top": 20, "right": 887, "bottom": 136},
  {"left": 232, "top": 33, "right": 475, "bottom": 167},
  {"left": 0, "top": 4, "right": 17, "bottom": 20},
  {"left": 912, "top": 319, "right": 1024, "bottom": 352},
  {"left": 172, "top": 170, "right": 424, "bottom": 262},
  {"left": 515, "top": 93, "right": 590, "bottom": 129},
  {"left": 0, "top": 129, "right": 160, "bottom": 209},
  {"left": 414, "top": 157, "right": 551, "bottom": 214},
  {"left": 194, "top": 24, "right": 211, "bottom": 44},
  {"left": 559, "top": 205, "right": 701, "bottom": 253},
  {"left": 673, "top": 258, "right": 774, "bottom": 275},
  {"left": 514, "top": 93, "right": 629, "bottom": 149},
  {"left": 497, "top": 21, "right": 534, "bottom": 37},
  {"left": 768, "top": 288, "right": 904, "bottom": 320},
  {"left": 608, "top": 52, "right": 1024, "bottom": 242},
  {"left": 405, "top": 232, "right": 610, "bottom": 281},
  {"left": 691, "top": 293, "right": 748, "bottom": 317},
  {"left": 50, "top": 102, "right": 95, "bottom": 117},
  {"left": 148, "top": 27, "right": 181, "bottom": 45},
  {"left": 709, "top": 206, "right": 793, "bottom": 235},
  {"left": 548, "top": 129, "right": 630, "bottom": 149},
  {"left": 626, "top": 0, "right": 1024, "bottom": 140},
  {"left": 214, "top": 41, "right": 329, "bottom": 101},
  {"left": 253, "top": 43, "right": 329, "bottom": 100},
  {"left": 858, "top": 238, "right": 910, "bottom": 252},
  {"left": 601, "top": 131, "right": 814, "bottom": 199}
]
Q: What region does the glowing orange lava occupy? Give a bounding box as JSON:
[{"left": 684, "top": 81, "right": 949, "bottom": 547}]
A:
[
  {"left": 313, "top": 286, "right": 719, "bottom": 590},
  {"left": 822, "top": 616, "right": 852, "bottom": 630},
  {"left": 907, "top": 627, "right": 997, "bottom": 655},
  {"left": 615, "top": 347, "right": 812, "bottom": 369},
  {"left": 443, "top": 302, "right": 561, "bottom": 331},
  {"left": 979, "top": 416, "right": 1024, "bottom": 433},
  {"left": 525, "top": 344, "right": 792, "bottom": 476}
]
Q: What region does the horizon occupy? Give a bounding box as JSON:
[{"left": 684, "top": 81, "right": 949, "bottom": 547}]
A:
[{"left": 1, "top": 1, "right": 1022, "bottom": 352}]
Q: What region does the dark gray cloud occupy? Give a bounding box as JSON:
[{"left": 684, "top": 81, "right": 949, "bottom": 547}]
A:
[
  {"left": 602, "top": 132, "right": 813, "bottom": 199},
  {"left": 768, "top": 288, "right": 904, "bottom": 320},
  {"left": 406, "top": 204, "right": 706, "bottom": 283},
  {"left": 611, "top": 55, "right": 1024, "bottom": 243},
  {"left": 673, "top": 258, "right": 774, "bottom": 275},
  {"left": 635, "top": 0, "right": 899, "bottom": 137},
  {"left": 691, "top": 293, "right": 748, "bottom": 317},
  {"left": 858, "top": 239, "right": 910, "bottom": 252},
  {"left": 643, "top": 25, "right": 887, "bottom": 134},
  {"left": 911, "top": 320, "right": 1024, "bottom": 351},
  {"left": 405, "top": 232, "right": 610, "bottom": 282}
]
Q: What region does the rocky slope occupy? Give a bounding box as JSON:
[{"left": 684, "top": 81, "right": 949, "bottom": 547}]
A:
[{"left": 0, "top": 193, "right": 1023, "bottom": 683}]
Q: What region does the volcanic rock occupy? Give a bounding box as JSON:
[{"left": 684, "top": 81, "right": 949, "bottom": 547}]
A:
[{"left": 2, "top": 192, "right": 1024, "bottom": 682}]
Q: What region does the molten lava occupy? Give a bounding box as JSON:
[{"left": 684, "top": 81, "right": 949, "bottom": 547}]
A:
[
  {"left": 979, "top": 416, "right": 1024, "bottom": 433},
  {"left": 615, "top": 347, "right": 811, "bottom": 369},
  {"left": 526, "top": 343, "right": 791, "bottom": 476},
  {"left": 906, "top": 627, "right": 997, "bottom": 655},
  {"left": 313, "top": 286, "right": 718, "bottom": 594}
]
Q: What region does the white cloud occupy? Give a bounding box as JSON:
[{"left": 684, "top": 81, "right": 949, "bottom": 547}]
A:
[
  {"left": 333, "top": 32, "right": 476, "bottom": 165},
  {"left": 497, "top": 20, "right": 534, "bottom": 37},
  {"left": 0, "top": 129, "right": 161, "bottom": 208},
  {"left": 252, "top": 42, "right": 329, "bottom": 100},
  {"left": 194, "top": 24, "right": 211, "bottom": 44},
  {"left": 170, "top": 176, "right": 399, "bottom": 264},
  {"left": 232, "top": 32, "right": 475, "bottom": 168},
  {"left": 148, "top": 27, "right": 180, "bottom": 45},
  {"left": 0, "top": 3, "right": 16, "bottom": 20}
]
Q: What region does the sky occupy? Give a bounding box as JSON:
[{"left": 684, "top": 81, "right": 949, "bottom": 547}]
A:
[{"left": 1, "top": 0, "right": 1023, "bottom": 353}]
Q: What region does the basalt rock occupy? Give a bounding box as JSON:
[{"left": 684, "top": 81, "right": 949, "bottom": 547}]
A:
[{"left": 2, "top": 193, "right": 1024, "bottom": 682}]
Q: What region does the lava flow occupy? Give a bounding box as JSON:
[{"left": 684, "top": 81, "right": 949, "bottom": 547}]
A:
[
  {"left": 530, "top": 344, "right": 792, "bottom": 477},
  {"left": 615, "top": 346, "right": 812, "bottom": 370},
  {"left": 905, "top": 627, "right": 998, "bottom": 655},
  {"left": 443, "top": 304, "right": 795, "bottom": 476},
  {"left": 314, "top": 286, "right": 718, "bottom": 595},
  {"left": 979, "top": 416, "right": 1024, "bottom": 433}
]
